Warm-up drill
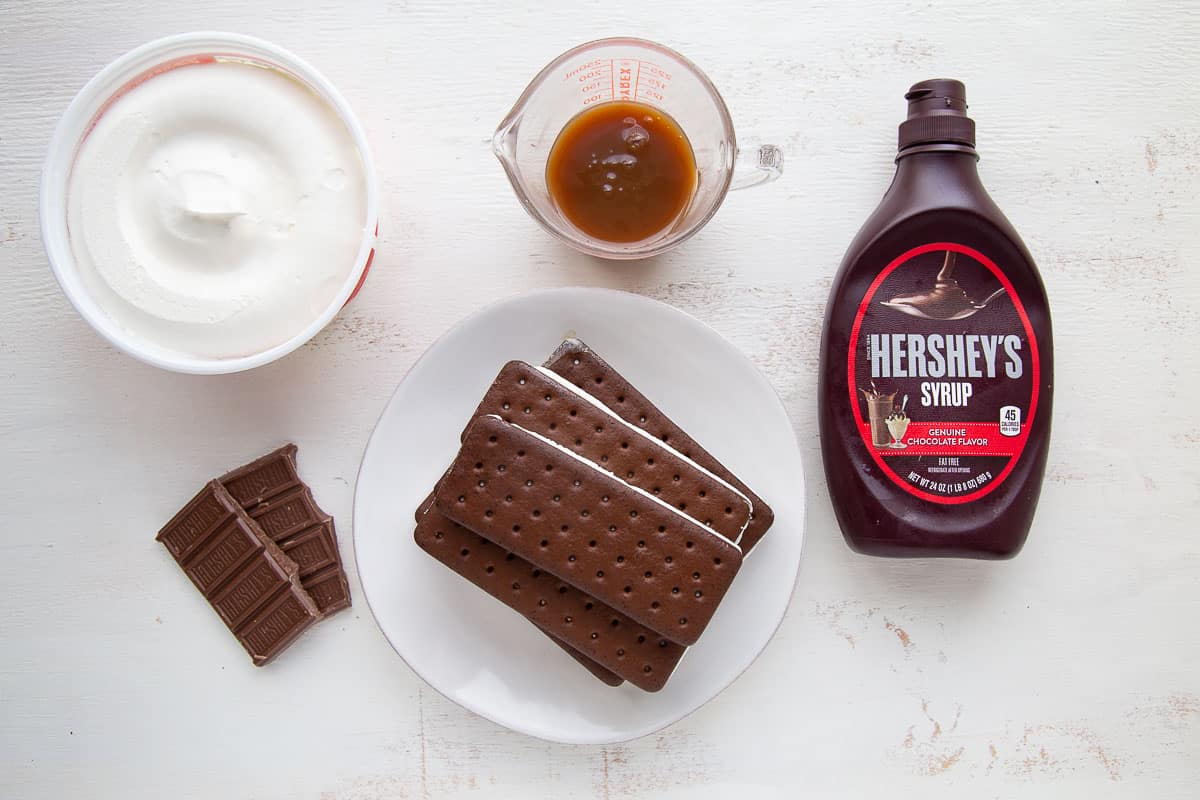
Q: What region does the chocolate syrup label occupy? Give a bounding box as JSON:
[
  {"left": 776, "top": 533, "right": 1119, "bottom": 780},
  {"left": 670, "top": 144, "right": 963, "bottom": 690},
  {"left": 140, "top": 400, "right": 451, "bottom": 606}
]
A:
[{"left": 848, "top": 242, "right": 1041, "bottom": 503}]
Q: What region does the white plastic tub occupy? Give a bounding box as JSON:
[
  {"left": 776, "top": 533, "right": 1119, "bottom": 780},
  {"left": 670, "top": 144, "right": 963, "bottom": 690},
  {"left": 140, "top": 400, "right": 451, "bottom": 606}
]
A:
[{"left": 40, "top": 32, "right": 379, "bottom": 374}]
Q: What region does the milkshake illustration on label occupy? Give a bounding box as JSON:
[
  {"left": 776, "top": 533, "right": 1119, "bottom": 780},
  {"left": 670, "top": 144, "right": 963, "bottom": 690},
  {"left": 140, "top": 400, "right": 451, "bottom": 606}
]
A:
[{"left": 859, "top": 385, "right": 911, "bottom": 449}]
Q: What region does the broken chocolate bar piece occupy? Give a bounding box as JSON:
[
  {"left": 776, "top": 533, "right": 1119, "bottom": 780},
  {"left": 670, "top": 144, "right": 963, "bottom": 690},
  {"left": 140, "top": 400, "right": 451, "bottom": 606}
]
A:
[
  {"left": 157, "top": 481, "right": 319, "bottom": 665},
  {"left": 219, "top": 445, "right": 351, "bottom": 617}
]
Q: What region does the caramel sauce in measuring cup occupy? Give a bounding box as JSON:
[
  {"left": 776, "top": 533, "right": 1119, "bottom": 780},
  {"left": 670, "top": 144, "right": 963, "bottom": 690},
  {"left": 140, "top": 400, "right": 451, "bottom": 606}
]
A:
[{"left": 546, "top": 101, "right": 697, "bottom": 244}]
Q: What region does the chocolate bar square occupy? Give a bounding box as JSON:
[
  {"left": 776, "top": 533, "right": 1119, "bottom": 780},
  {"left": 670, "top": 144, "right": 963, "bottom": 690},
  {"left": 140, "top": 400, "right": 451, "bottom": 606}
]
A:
[
  {"left": 157, "top": 481, "right": 319, "bottom": 666},
  {"left": 219, "top": 446, "right": 351, "bottom": 617}
]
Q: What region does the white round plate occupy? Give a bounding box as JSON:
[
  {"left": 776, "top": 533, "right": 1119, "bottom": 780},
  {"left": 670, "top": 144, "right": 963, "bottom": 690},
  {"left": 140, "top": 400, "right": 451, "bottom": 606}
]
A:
[{"left": 353, "top": 287, "right": 804, "bottom": 744}]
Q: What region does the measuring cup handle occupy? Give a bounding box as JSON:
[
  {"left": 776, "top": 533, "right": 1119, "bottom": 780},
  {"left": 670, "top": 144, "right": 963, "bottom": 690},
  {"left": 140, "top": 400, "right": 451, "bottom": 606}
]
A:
[{"left": 729, "top": 144, "right": 784, "bottom": 191}]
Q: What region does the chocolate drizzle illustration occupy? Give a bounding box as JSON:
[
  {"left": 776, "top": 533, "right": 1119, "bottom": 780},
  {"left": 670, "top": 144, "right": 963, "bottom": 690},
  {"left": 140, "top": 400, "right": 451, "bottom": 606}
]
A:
[{"left": 881, "top": 251, "right": 1007, "bottom": 320}]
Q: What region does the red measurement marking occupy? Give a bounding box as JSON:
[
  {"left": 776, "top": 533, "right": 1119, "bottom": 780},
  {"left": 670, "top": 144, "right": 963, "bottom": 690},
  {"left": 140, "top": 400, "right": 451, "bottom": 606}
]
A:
[{"left": 564, "top": 59, "right": 607, "bottom": 81}]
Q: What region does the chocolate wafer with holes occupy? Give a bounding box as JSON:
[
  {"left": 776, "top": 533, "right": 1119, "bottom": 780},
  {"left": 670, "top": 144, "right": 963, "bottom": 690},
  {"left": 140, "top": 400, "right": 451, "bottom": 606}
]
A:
[
  {"left": 415, "top": 507, "right": 684, "bottom": 691},
  {"left": 422, "top": 359, "right": 753, "bottom": 684},
  {"left": 465, "top": 361, "right": 753, "bottom": 543},
  {"left": 433, "top": 415, "right": 743, "bottom": 646},
  {"left": 555, "top": 634, "right": 625, "bottom": 687},
  {"left": 219, "top": 445, "right": 351, "bottom": 617},
  {"left": 416, "top": 492, "right": 626, "bottom": 685},
  {"left": 545, "top": 338, "right": 775, "bottom": 552},
  {"left": 157, "top": 481, "right": 319, "bottom": 665}
]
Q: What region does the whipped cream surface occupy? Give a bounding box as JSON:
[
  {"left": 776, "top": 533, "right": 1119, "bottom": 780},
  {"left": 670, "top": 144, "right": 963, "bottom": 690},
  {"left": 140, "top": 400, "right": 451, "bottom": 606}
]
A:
[{"left": 66, "top": 58, "right": 368, "bottom": 359}]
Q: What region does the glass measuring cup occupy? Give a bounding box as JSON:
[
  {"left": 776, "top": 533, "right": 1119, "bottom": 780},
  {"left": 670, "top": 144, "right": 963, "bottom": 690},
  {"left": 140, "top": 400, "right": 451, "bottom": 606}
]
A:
[{"left": 493, "top": 38, "right": 783, "bottom": 260}]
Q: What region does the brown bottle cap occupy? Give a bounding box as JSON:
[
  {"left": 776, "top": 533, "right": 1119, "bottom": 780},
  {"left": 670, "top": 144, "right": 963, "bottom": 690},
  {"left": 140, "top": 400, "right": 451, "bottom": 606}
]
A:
[{"left": 898, "top": 78, "right": 976, "bottom": 150}]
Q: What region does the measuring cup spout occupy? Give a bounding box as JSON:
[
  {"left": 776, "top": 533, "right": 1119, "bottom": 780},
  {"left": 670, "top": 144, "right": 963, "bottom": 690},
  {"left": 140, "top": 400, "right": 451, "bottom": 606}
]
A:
[
  {"left": 492, "top": 112, "right": 526, "bottom": 208},
  {"left": 492, "top": 117, "right": 519, "bottom": 164}
]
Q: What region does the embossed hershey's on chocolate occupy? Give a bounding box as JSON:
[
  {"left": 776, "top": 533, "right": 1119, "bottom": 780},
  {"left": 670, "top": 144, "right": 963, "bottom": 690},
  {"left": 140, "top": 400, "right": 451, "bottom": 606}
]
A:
[
  {"left": 157, "top": 481, "right": 319, "bottom": 665},
  {"left": 219, "top": 445, "right": 351, "bottom": 617}
]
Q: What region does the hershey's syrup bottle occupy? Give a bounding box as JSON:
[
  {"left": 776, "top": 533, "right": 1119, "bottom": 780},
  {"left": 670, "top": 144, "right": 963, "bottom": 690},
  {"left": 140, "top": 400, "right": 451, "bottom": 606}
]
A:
[{"left": 819, "top": 79, "right": 1053, "bottom": 559}]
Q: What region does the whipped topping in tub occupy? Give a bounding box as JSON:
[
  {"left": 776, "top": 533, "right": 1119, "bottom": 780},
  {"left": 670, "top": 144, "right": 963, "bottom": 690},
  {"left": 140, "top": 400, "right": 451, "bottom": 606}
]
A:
[{"left": 66, "top": 57, "right": 368, "bottom": 359}]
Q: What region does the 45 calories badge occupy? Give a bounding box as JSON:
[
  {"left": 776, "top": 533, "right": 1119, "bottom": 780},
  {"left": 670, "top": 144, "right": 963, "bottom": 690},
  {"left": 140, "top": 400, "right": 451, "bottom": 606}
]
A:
[{"left": 848, "top": 243, "right": 1041, "bottom": 504}]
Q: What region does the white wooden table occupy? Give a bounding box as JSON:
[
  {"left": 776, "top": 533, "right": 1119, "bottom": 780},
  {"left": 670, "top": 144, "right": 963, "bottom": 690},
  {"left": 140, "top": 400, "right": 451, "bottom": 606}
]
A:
[{"left": 3, "top": 2, "right": 1198, "bottom": 797}]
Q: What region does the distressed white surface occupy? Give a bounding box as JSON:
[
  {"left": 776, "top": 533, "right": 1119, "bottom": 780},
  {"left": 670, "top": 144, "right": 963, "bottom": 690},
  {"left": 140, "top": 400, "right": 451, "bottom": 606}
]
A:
[{"left": 1, "top": 1, "right": 1198, "bottom": 797}]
